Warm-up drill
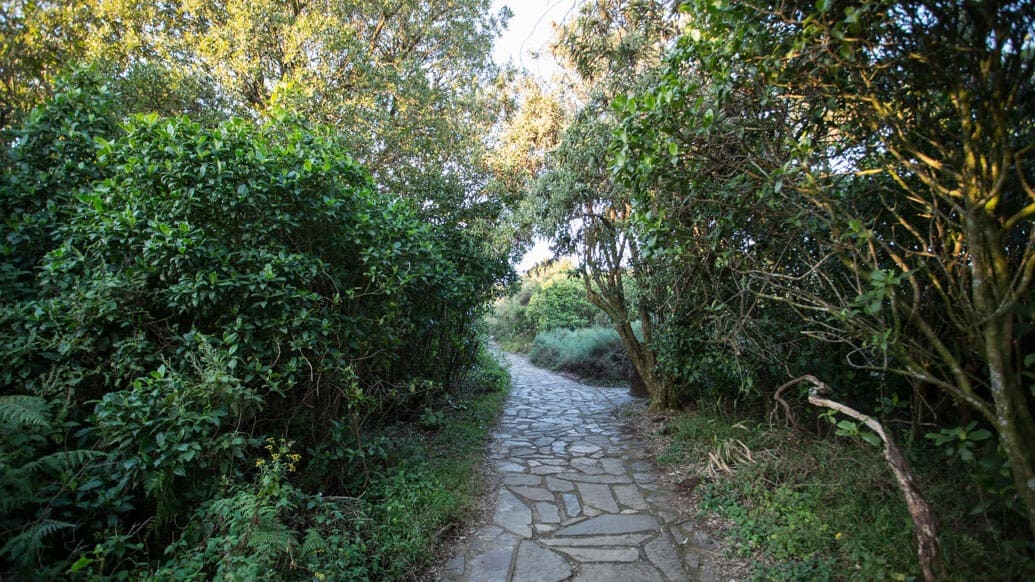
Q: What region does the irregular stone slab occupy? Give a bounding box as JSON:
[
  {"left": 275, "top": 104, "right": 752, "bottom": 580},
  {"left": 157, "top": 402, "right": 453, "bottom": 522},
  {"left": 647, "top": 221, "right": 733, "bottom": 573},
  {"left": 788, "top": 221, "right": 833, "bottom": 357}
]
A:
[
  {"left": 509, "top": 485, "right": 555, "bottom": 502},
  {"left": 536, "top": 501, "right": 561, "bottom": 523},
  {"left": 540, "top": 533, "right": 652, "bottom": 547},
  {"left": 600, "top": 457, "right": 626, "bottom": 475},
  {"left": 645, "top": 536, "right": 686, "bottom": 581},
  {"left": 570, "top": 443, "right": 601, "bottom": 454},
  {"left": 468, "top": 526, "right": 521, "bottom": 555},
  {"left": 530, "top": 465, "right": 567, "bottom": 475},
  {"left": 502, "top": 474, "right": 543, "bottom": 486},
  {"left": 496, "top": 461, "right": 526, "bottom": 473},
  {"left": 562, "top": 492, "right": 581, "bottom": 518},
  {"left": 552, "top": 514, "right": 659, "bottom": 536},
  {"left": 613, "top": 484, "right": 649, "bottom": 510},
  {"left": 467, "top": 547, "right": 513, "bottom": 582},
  {"left": 572, "top": 563, "right": 665, "bottom": 582},
  {"left": 494, "top": 489, "right": 532, "bottom": 537},
  {"left": 555, "top": 546, "right": 640, "bottom": 562},
  {"left": 439, "top": 553, "right": 464, "bottom": 581},
  {"left": 576, "top": 482, "right": 620, "bottom": 513},
  {"left": 512, "top": 541, "right": 571, "bottom": 582}
]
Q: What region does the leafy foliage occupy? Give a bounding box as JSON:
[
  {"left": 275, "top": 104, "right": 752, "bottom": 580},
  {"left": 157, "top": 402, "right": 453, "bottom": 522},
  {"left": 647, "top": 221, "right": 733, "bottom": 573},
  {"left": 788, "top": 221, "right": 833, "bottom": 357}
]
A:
[
  {"left": 0, "top": 76, "right": 509, "bottom": 577},
  {"left": 525, "top": 275, "right": 603, "bottom": 332},
  {"left": 505, "top": 0, "right": 1035, "bottom": 571},
  {"left": 611, "top": 0, "right": 1035, "bottom": 540}
]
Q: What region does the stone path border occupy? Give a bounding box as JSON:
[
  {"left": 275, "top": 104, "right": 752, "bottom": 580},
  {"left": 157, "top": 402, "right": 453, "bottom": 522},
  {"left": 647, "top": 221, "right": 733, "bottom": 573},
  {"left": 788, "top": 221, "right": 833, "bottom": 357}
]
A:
[{"left": 437, "top": 353, "right": 719, "bottom": 581}]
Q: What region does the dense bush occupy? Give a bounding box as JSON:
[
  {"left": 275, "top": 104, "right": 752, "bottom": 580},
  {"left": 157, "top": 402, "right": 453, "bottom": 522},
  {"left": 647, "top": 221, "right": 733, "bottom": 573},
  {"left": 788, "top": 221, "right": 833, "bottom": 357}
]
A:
[
  {"left": 525, "top": 276, "right": 600, "bottom": 331},
  {"left": 0, "top": 76, "right": 509, "bottom": 578}
]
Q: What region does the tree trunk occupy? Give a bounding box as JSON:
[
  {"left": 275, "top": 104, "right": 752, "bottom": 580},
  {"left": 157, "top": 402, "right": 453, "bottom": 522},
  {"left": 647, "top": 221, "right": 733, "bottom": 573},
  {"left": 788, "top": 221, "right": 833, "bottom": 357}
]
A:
[
  {"left": 967, "top": 208, "right": 1035, "bottom": 539},
  {"left": 988, "top": 354, "right": 1035, "bottom": 538},
  {"left": 627, "top": 361, "right": 649, "bottom": 397},
  {"left": 614, "top": 320, "right": 674, "bottom": 408}
]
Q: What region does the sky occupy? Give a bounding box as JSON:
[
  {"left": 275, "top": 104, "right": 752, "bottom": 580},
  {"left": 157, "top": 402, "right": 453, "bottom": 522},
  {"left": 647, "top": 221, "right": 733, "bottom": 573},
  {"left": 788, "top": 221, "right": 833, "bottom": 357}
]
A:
[
  {"left": 491, "top": 0, "right": 580, "bottom": 84},
  {"left": 491, "top": 0, "right": 581, "bottom": 271}
]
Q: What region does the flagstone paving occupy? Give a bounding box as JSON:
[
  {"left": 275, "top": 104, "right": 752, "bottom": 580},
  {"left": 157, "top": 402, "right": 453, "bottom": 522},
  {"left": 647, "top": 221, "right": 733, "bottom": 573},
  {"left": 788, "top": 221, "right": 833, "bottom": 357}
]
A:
[{"left": 438, "top": 353, "right": 720, "bottom": 581}]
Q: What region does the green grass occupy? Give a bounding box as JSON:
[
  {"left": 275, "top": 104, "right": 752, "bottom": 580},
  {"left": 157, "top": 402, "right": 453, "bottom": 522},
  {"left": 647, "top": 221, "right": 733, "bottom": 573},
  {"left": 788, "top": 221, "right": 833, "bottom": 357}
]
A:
[
  {"left": 527, "top": 326, "right": 630, "bottom": 385},
  {"left": 662, "top": 407, "right": 1034, "bottom": 581},
  {"left": 362, "top": 348, "right": 510, "bottom": 579}
]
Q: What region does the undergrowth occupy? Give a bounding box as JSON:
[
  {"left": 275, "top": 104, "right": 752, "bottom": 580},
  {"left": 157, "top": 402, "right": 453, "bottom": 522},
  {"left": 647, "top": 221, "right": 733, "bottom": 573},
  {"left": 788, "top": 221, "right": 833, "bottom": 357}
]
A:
[
  {"left": 368, "top": 349, "right": 511, "bottom": 579},
  {"left": 660, "top": 407, "right": 1035, "bottom": 581},
  {"left": 68, "top": 348, "right": 510, "bottom": 581}
]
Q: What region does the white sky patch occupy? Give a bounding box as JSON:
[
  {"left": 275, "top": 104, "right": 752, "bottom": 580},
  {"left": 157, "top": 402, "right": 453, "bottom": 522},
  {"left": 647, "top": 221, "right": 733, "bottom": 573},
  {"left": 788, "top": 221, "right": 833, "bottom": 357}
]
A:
[{"left": 492, "top": 0, "right": 580, "bottom": 85}]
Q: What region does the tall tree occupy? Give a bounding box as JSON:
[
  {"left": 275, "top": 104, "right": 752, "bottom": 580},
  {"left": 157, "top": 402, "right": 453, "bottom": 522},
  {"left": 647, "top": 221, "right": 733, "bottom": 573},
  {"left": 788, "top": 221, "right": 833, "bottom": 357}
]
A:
[
  {"left": 534, "top": 0, "right": 683, "bottom": 407},
  {"left": 617, "top": 0, "right": 1035, "bottom": 538},
  {"left": 0, "top": 1, "right": 90, "bottom": 127},
  {"left": 0, "top": 0, "right": 511, "bottom": 218}
]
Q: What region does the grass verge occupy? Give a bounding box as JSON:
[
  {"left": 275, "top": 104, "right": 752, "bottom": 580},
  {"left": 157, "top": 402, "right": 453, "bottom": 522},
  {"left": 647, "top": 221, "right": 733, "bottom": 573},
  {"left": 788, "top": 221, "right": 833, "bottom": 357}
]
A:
[
  {"left": 653, "top": 406, "right": 1034, "bottom": 581},
  {"left": 363, "top": 347, "right": 510, "bottom": 580}
]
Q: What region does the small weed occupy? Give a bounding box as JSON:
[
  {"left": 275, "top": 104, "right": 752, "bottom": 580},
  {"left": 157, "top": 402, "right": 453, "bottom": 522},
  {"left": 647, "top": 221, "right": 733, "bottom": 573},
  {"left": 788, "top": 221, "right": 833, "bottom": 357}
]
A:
[{"left": 656, "top": 443, "right": 687, "bottom": 465}]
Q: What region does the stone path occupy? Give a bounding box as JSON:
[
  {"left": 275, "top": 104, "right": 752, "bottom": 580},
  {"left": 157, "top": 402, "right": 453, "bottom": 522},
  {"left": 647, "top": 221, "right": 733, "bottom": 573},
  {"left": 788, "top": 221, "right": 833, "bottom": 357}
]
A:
[{"left": 438, "top": 353, "right": 718, "bottom": 582}]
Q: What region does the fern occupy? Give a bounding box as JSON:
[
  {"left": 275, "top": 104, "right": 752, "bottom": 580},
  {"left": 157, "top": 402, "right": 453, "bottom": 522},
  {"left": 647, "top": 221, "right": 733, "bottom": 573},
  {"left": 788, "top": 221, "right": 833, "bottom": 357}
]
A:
[
  {"left": 22, "top": 449, "right": 104, "bottom": 474},
  {"left": 245, "top": 525, "right": 295, "bottom": 554},
  {"left": 0, "top": 491, "right": 34, "bottom": 514},
  {"left": 0, "top": 395, "right": 50, "bottom": 428},
  {"left": 0, "top": 518, "right": 75, "bottom": 564},
  {"left": 301, "top": 528, "right": 328, "bottom": 556}
]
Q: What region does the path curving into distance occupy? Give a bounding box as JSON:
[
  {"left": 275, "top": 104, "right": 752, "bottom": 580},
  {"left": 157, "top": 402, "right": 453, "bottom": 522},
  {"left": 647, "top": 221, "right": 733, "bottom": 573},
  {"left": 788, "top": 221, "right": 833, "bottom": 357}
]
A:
[{"left": 438, "top": 353, "right": 719, "bottom": 581}]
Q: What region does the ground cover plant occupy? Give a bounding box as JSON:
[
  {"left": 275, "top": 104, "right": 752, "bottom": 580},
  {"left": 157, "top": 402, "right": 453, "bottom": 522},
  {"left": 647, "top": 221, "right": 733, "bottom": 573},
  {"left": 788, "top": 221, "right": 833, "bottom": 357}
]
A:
[{"left": 650, "top": 405, "right": 1034, "bottom": 581}]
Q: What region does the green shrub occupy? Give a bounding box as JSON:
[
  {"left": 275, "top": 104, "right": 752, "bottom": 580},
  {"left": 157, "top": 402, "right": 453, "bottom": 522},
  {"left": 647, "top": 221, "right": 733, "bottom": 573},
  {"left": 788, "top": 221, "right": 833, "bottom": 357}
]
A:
[
  {"left": 528, "top": 326, "right": 631, "bottom": 385},
  {"left": 151, "top": 438, "right": 369, "bottom": 581},
  {"left": 0, "top": 75, "right": 510, "bottom": 577},
  {"left": 91, "top": 340, "right": 260, "bottom": 527},
  {"left": 488, "top": 260, "right": 605, "bottom": 351}
]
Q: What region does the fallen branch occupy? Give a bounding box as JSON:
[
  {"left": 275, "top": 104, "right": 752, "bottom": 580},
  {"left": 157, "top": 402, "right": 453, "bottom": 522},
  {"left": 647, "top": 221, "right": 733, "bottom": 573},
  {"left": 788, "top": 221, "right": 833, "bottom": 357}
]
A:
[{"left": 775, "top": 375, "right": 946, "bottom": 582}]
